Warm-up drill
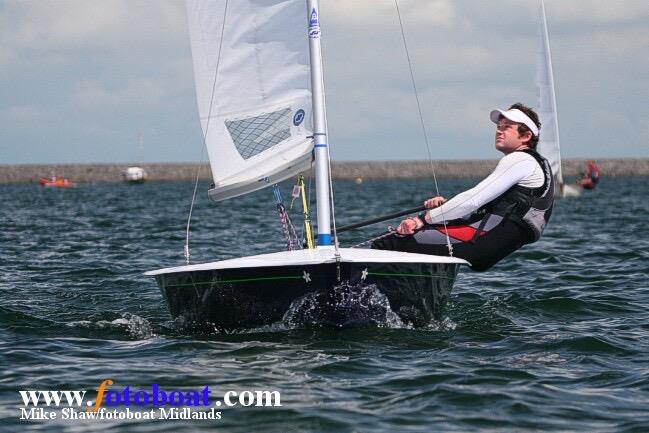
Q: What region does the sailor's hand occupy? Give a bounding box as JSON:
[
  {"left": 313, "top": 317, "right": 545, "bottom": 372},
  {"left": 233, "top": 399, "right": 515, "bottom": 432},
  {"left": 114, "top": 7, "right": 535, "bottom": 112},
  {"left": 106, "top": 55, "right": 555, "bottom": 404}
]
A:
[
  {"left": 424, "top": 196, "right": 446, "bottom": 209},
  {"left": 396, "top": 217, "right": 423, "bottom": 236}
]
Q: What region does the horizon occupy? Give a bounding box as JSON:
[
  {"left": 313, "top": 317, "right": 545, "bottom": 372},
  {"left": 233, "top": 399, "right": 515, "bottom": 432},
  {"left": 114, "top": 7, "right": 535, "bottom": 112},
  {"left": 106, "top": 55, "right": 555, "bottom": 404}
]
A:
[{"left": 3, "top": 156, "right": 649, "bottom": 168}]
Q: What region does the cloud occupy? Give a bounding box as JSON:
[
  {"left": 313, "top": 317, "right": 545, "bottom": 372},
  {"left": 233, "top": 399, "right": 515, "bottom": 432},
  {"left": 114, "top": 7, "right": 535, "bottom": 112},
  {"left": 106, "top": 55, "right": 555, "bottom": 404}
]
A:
[
  {"left": 544, "top": 0, "right": 649, "bottom": 24},
  {"left": 324, "top": 0, "right": 456, "bottom": 27},
  {"left": 1, "top": 0, "right": 648, "bottom": 163},
  {"left": 0, "top": 1, "right": 187, "bottom": 70},
  {"left": 10, "top": 1, "right": 184, "bottom": 47},
  {"left": 66, "top": 78, "right": 168, "bottom": 111},
  {"left": 0, "top": 105, "right": 41, "bottom": 123}
]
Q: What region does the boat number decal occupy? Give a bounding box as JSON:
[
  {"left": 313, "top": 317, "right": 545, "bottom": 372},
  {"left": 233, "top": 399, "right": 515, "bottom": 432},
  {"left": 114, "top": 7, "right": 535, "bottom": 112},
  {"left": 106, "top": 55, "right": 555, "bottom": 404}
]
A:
[
  {"left": 308, "top": 8, "right": 320, "bottom": 39},
  {"left": 293, "top": 109, "right": 305, "bottom": 126}
]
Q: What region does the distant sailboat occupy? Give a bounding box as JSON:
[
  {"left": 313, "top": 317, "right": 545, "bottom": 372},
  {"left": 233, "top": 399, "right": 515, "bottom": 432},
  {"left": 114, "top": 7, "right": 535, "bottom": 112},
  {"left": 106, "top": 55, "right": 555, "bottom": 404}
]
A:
[
  {"left": 122, "top": 166, "right": 147, "bottom": 183},
  {"left": 145, "top": 0, "right": 467, "bottom": 331},
  {"left": 536, "top": 0, "right": 580, "bottom": 198},
  {"left": 123, "top": 132, "right": 147, "bottom": 183}
]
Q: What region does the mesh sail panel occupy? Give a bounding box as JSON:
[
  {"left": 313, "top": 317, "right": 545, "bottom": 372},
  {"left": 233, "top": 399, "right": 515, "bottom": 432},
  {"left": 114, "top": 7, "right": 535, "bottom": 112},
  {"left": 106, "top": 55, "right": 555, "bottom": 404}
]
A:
[{"left": 225, "top": 108, "right": 291, "bottom": 160}]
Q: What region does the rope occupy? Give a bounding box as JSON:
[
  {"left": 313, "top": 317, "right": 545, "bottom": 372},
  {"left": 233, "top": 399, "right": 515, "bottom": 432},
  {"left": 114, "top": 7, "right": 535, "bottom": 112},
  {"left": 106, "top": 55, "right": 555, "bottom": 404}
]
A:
[
  {"left": 394, "top": 0, "right": 453, "bottom": 257},
  {"left": 273, "top": 185, "right": 301, "bottom": 251},
  {"left": 300, "top": 175, "right": 315, "bottom": 249},
  {"left": 184, "top": 0, "right": 230, "bottom": 264},
  {"left": 297, "top": 176, "right": 314, "bottom": 249},
  {"left": 290, "top": 174, "right": 314, "bottom": 249},
  {"left": 350, "top": 227, "right": 397, "bottom": 249}
]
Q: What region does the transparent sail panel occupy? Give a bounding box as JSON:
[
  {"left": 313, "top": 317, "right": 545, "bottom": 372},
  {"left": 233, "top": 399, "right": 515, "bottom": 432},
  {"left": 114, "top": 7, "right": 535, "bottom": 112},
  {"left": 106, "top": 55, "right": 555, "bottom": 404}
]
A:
[{"left": 226, "top": 108, "right": 291, "bottom": 160}]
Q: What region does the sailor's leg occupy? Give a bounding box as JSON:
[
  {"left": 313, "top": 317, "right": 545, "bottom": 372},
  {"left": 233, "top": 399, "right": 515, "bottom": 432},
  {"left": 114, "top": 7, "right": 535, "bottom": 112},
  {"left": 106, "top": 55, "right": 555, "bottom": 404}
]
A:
[
  {"left": 454, "top": 220, "right": 527, "bottom": 271},
  {"left": 372, "top": 220, "right": 528, "bottom": 271}
]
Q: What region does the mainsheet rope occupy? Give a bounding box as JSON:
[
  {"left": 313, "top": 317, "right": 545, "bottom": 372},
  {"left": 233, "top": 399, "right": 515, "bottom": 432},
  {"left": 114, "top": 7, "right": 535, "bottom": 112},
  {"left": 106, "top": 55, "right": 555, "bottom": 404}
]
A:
[{"left": 394, "top": 0, "right": 453, "bottom": 256}]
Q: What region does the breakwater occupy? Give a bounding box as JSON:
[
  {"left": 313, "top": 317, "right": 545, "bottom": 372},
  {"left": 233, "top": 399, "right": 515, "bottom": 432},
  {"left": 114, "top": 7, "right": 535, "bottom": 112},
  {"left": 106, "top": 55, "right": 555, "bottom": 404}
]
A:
[{"left": 1, "top": 159, "right": 647, "bottom": 184}]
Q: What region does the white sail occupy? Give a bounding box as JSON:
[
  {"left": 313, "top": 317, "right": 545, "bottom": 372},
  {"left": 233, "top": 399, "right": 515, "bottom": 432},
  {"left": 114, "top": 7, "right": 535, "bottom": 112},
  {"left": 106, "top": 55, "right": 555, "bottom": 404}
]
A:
[
  {"left": 186, "top": 0, "right": 314, "bottom": 202},
  {"left": 536, "top": 0, "right": 563, "bottom": 185}
]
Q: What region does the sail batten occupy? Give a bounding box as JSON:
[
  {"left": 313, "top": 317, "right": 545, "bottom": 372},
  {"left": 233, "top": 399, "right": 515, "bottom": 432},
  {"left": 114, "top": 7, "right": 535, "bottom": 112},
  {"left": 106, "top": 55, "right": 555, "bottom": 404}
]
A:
[{"left": 186, "top": 0, "right": 314, "bottom": 201}]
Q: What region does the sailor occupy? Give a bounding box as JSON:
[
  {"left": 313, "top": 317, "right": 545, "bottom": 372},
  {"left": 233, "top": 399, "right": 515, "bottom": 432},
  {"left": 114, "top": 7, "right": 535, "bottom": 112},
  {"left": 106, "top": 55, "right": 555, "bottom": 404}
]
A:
[
  {"left": 372, "top": 103, "right": 555, "bottom": 271},
  {"left": 577, "top": 160, "right": 600, "bottom": 190}
]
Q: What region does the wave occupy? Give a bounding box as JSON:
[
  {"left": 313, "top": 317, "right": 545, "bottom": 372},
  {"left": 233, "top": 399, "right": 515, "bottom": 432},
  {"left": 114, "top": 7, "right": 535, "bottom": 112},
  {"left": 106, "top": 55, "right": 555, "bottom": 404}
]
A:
[{"left": 65, "top": 313, "right": 157, "bottom": 340}]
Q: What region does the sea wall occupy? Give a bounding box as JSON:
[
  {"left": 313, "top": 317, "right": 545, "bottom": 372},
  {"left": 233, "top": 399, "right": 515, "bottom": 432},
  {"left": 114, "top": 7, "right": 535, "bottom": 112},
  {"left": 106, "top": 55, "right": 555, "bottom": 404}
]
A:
[{"left": 1, "top": 159, "right": 647, "bottom": 184}]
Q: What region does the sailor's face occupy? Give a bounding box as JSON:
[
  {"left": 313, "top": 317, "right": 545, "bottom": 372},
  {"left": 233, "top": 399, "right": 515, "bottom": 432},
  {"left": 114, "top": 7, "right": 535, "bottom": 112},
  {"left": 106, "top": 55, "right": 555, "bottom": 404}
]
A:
[{"left": 494, "top": 120, "right": 530, "bottom": 154}]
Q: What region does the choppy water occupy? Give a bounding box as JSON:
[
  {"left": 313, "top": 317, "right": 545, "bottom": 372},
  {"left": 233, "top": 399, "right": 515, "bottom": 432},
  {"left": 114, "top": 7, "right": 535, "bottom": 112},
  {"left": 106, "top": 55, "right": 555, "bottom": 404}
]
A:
[{"left": 1, "top": 176, "right": 648, "bottom": 432}]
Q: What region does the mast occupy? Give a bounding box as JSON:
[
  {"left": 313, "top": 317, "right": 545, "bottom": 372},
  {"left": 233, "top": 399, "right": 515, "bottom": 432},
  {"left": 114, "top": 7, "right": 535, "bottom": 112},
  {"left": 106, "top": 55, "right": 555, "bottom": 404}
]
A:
[
  {"left": 538, "top": 0, "right": 563, "bottom": 184},
  {"left": 307, "top": 0, "right": 332, "bottom": 246}
]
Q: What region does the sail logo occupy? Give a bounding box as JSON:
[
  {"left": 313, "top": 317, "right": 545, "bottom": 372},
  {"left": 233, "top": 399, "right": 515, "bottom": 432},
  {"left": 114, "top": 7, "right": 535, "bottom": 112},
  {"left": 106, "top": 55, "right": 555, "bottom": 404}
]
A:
[
  {"left": 293, "top": 109, "right": 305, "bottom": 126},
  {"left": 308, "top": 8, "right": 320, "bottom": 38}
]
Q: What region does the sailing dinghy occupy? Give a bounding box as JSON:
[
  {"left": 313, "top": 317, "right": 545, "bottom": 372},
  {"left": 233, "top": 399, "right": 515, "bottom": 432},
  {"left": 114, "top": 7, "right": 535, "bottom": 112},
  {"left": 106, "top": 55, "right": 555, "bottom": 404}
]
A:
[
  {"left": 536, "top": 0, "right": 580, "bottom": 198},
  {"left": 122, "top": 166, "right": 147, "bottom": 183},
  {"left": 146, "top": 0, "right": 467, "bottom": 331}
]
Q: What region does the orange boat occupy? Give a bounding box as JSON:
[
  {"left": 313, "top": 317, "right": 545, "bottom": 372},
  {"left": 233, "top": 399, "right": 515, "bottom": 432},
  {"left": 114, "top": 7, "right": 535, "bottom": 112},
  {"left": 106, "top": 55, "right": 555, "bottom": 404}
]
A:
[{"left": 39, "top": 176, "right": 75, "bottom": 188}]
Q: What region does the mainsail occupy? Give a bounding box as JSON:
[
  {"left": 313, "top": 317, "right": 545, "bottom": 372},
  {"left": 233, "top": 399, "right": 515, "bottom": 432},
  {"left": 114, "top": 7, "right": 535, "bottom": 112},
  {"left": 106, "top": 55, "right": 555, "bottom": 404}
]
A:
[
  {"left": 186, "top": 0, "right": 314, "bottom": 202},
  {"left": 536, "top": 0, "right": 563, "bottom": 185}
]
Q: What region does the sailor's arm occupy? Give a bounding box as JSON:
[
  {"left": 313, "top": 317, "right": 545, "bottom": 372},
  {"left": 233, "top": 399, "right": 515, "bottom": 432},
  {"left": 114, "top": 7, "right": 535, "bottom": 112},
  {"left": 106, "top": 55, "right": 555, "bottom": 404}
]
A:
[{"left": 423, "top": 154, "right": 538, "bottom": 224}]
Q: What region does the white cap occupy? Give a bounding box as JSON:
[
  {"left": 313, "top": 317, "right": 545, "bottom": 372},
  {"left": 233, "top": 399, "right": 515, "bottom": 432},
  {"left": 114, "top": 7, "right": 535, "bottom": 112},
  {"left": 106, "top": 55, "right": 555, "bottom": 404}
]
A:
[{"left": 490, "top": 108, "right": 539, "bottom": 136}]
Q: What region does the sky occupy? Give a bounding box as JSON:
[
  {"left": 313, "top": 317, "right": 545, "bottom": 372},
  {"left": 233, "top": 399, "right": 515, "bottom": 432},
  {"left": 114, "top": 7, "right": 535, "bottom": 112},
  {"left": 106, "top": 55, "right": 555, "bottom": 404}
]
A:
[{"left": 1, "top": 0, "right": 648, "bottom": 164}]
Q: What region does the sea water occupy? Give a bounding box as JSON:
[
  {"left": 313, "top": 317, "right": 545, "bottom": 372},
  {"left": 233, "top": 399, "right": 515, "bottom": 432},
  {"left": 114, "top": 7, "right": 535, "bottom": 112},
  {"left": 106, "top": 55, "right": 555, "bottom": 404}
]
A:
[{"left": 1, "top": 177, "right": 648, "bottom": 432}]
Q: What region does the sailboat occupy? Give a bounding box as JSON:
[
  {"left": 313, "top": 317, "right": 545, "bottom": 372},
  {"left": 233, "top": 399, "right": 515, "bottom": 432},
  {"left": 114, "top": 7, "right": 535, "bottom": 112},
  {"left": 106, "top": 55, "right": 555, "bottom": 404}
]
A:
[
  {"left": 536, "top": 0, "right": 580, "bottom": 198},
  {"left": 145, "top": 0, "right": 467, "bottom": 331},
  {"left": 122, "top": 166, "right": 147, "bottom": 183},
  {"left": 123, "top": 133, "right": 147, "bottom": 183},
  {"left": 39, "top": 175, "right": 75, "bottom": 188}
]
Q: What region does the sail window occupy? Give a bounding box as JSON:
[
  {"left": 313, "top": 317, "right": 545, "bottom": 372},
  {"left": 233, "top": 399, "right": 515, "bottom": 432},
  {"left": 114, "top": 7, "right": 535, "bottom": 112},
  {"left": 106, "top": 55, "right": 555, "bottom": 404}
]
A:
[{"left": 225, "top": 108, "right": 292, "bottom": 160}]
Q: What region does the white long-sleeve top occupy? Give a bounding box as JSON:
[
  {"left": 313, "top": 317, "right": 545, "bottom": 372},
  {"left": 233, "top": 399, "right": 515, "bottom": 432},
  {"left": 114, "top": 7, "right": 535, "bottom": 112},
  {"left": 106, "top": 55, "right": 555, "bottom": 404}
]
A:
[{"left": 426, "top": 151, "right": 545, "bottom": 224}]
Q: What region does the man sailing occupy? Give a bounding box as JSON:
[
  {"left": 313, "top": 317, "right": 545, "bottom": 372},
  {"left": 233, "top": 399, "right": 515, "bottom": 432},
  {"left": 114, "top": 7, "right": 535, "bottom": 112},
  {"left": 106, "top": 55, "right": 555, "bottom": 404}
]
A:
[
  {"left": 577, "top": 160, "right": 600, "bottom": 190},
  {"left": 372, "top": 103, "right": 554, "bottom": 271}
]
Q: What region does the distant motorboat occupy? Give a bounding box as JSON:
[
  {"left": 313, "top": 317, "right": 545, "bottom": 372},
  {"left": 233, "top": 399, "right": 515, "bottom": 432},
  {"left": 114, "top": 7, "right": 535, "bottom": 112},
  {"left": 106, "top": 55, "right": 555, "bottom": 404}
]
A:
[
  {"left": 122, "top": 166, "right": 147, "bottom": 183},
  {"left": 39, "top": 176, "right": 75, "bottom": 188}
]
